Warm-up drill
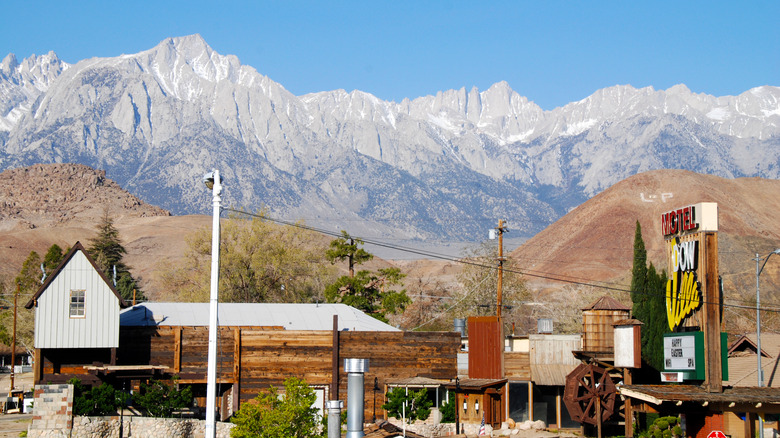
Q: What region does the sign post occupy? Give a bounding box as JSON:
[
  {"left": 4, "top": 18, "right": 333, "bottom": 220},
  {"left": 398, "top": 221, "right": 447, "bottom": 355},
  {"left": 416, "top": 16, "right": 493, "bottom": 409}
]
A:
[{"left": 661, "top": 203, "right": 723, "bottom": 392}]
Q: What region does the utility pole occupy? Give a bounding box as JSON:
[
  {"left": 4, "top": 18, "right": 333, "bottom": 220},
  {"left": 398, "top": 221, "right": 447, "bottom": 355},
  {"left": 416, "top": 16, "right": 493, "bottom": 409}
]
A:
[
  {"left": 493, "top": 219, "right": 508, "bottom": 319},
  {"left": 10, "top": 283, "right": 18, "bottom": 395}
]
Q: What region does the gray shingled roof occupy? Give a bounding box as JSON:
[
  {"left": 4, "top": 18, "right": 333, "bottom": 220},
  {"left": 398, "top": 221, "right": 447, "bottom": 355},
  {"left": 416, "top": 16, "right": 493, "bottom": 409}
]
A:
[{"left": 120, "top": 302, "right": 400, "bottom": 332}]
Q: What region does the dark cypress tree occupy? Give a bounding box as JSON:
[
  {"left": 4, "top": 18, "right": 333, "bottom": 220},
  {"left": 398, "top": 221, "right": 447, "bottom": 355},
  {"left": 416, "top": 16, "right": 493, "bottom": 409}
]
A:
[
  {"left": 629, "top": 220, "right": 669, "bottom": 371},
  {"left": 630, "top": 221, "right": 648, "bottom": 298},
  {"left": 630, "top": 221, "right": 649, "bottom": 330},
  {"left": 643, "top": 263, "right": 668, "bottom": 370}
]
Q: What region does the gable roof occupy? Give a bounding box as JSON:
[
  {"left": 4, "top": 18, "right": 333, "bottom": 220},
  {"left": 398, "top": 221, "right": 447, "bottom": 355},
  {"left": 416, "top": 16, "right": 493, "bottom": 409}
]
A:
[
  {"left": 726, "top": 333, "right": 780, "bottom": 388},
  {"left": 728, "top": 334, "right": 771, "bottom": 357},
  {"left": 582, "top": 295, "right": 631, "bottom": 311},
  {"left": 120, "top": 302, "right": 400, "bottom": 331},
  {"left": 24, "top": 241, "right": 128, "bottom": 309}
]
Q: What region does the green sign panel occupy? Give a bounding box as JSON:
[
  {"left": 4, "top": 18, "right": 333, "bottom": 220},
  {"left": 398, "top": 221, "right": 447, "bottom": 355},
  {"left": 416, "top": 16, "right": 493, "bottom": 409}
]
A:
[{"left": 663, "top": 332, "right": 728, "bottom": 381}]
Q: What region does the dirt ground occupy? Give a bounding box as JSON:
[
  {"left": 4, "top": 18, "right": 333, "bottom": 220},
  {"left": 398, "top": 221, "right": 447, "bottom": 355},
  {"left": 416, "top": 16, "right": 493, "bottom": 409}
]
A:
[{"left": 0, "top": 371, "right": 34, "bottom": 438}]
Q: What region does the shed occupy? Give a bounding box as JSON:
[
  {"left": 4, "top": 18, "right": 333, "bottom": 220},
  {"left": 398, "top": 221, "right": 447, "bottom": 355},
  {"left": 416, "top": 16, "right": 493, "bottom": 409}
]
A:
[{"left": 24, "top": 242, "right": 127, "bottom": 383}]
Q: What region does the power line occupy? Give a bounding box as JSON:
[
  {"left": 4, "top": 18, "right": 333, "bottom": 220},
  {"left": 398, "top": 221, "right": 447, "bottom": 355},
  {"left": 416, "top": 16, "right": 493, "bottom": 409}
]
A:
[{"left": 223, "top": 208, "right": 780, "bottom": 315}]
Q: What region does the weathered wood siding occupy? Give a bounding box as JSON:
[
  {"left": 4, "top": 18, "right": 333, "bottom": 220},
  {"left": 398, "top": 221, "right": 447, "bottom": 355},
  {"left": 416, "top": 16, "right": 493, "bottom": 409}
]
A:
[
  {"left": 117, "top": 327, "right": 460, "bottom": 419},
  {"left": 34, "top": 251, "right": 121, "bottom": 349},
  {"left": 581, "top": 309, "right": 629, "bottom": 352},
  {"left": 39, "top": 348, "right": 111, "bottom": 383},
  {"left": 504, "top": 352, "right": 530, "bottom": 380}
]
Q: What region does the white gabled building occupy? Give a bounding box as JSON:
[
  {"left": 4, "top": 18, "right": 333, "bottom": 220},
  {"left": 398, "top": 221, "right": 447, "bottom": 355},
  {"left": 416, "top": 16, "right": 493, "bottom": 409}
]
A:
[{"left": 25, "top": 241, "right": 127, "bottom": 383}]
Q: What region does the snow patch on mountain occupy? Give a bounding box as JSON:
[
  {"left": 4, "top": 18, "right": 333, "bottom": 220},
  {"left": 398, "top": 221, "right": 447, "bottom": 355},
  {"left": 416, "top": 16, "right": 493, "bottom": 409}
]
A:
[{"left": 0, "top": 35, "right": 778, "bottom": 240}]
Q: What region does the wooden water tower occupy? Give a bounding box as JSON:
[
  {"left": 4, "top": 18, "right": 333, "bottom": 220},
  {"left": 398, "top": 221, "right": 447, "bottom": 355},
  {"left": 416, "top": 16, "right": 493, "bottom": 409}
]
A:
[{"left": 581, "top": 296, "right": 631, "bottom": 356}]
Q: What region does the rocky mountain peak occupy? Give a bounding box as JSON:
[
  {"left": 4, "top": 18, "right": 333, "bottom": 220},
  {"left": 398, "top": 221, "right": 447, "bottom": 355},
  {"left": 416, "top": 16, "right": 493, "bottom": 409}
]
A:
[
  {"left": 0, "top": 36, "right": 778, "bottom": 242},
  {"left": 1, "top": 53, "right": 18, "bottom": 72}
]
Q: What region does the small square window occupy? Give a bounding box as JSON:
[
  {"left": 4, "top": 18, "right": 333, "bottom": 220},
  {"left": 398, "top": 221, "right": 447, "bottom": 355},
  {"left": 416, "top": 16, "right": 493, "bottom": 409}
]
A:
[{"left": 70, "top": 290, "right": 85, "bottom": 318}]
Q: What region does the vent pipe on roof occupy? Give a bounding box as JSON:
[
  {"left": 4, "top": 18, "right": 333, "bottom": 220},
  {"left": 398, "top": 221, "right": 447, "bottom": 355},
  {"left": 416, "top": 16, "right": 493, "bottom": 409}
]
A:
[
  {"left": 327, "top": 400, "right": 343, "bottom": 438},
  {"left": 345, "top": 358, "right": 369, "bottom": 438},
  {"left": 454, "top": 318, "right": 466, "bottom": 337}
]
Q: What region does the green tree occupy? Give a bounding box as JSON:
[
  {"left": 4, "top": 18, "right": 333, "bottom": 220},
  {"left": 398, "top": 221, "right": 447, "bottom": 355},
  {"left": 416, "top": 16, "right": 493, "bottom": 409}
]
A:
[
  {"left": 381, "top": 387, "right": 432, "bottom": 423},
  {"left": 7, "top": 251, "right": 43, "bottom": 352},
  {"left": 629, "top": 220, "right": 669, "bottom": 370},
  {"left": 230, "top": 377, "right": 325, "bottom": 438},
  {"left": 42, "top": 244, "right": 66, "bottom": 276},
  {"left": 15, "top": 251, "right": 42, "bottom": 294},
  {"left": 326, "top": 230, "right": 373, "bottom": 278},
  {"left": 630, "top": 221, "right": 648, "bottom": 296},
  {"left": 439, "top": 392, "right": 456, "bottom": 423},
  {"left": 324, "top": 268, "right": 410, "bottom": 323},
  {"left": 88, "top": 211, "right": 144, "bottom": 302},
  {"left": 324, "top": 232, "right": 410, "bottom": 322},
  {"left": 132, "top": 378, "right": 193, "bottom": 418},
  {"left": 69, "top": 378, "right": 128, "bottom": 416},
  {"left": 160, "top": 213, "right": 336, "bottom": 303},
  {"left": 642, "top": 263, "right": 668, "bottom": 371}
]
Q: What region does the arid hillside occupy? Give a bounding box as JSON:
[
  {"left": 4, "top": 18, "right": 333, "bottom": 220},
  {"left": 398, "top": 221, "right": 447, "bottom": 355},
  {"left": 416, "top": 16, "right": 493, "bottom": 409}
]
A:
[
  {"left": 0, "top": 163, "right": 458, "bottom": 304},
  {"left": 512, "top": 169, "right": 780, "bottom": 331},
  {"left": 1, "top": 164, "right": 778, "bottom": 334}
]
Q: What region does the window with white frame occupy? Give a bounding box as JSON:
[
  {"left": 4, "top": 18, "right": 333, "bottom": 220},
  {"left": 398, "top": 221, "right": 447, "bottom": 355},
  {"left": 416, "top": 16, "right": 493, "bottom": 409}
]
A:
[{"left": 69, "top": 289, "right": 86, "bottom": 317}]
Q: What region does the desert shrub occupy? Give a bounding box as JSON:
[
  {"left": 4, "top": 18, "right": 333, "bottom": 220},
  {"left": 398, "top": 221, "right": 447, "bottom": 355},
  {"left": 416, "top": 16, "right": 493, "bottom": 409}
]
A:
[
  {"left": 69, "top": 378, "right": 127, "bottom": 416},
  {"left": 132, "top": 378, "right": 193, "bottom": 418}
]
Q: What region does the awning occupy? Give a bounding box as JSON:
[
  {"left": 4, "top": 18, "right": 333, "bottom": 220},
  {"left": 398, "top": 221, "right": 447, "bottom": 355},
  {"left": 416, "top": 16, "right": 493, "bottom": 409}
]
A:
[{"left": 620, "top": 384, "right": 780, "bottom": 406}]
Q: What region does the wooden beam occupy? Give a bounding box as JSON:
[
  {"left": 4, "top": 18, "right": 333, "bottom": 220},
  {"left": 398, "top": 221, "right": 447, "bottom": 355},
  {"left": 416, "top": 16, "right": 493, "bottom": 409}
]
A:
[
  {"left": 33, "top": 348, "right": 42, "bottom": 383},
  {"left": 624, "top": 368, "right": 634, "bottom": 437},
  {"left": 703, "top": 232, "right": 722, "bottom": 393},
  {"left": 233, "top": 327, "right": 241, "bottom": 414},
  {"left": 174, "top": 327, "right": 182, "bottom": 373}
]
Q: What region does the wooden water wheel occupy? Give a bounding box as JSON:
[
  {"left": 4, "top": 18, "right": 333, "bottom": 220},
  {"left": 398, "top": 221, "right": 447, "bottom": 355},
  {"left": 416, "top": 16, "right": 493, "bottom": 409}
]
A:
[{"left": 563, "top": 363, "right": 618, "bottom": 425}]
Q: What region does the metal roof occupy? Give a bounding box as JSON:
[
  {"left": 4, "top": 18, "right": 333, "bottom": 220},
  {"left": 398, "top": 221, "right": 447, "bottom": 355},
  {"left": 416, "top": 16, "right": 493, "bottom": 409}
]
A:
[
  {"left": 582, "top": 295, "right": 631, "bottom": 311},
  {"left": 386, "top": 377, "right": 449, "bottom": 388},
  {"left": 120, "top": 302, "right": 400, "bottom": 332}
]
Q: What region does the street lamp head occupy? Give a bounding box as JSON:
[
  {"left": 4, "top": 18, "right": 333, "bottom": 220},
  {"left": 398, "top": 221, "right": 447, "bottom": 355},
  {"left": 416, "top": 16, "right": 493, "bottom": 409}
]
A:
[
  {"left": 773, "top": 249, "right": 780, "bottom": 255},
  {"left": 202, "top": 171, "right": 223, "bottom": 191}
]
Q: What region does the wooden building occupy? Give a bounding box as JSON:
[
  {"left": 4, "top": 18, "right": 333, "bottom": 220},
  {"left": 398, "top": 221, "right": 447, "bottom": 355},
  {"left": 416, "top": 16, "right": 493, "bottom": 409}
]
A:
[
  {"left": 24, "top": 242, "right": 128, "bottom": 382},
  {"left": 113, "top": 302, "right": 459, "bottom": 420},
  {"left": 504, "top": 334, "right": 581, "bottom": 429},
  {"left": 27, "top": 270, "right": 460, "bottom": 422},
  {"left": 459, "top": 316, "right": 583, "bottom": 430}
]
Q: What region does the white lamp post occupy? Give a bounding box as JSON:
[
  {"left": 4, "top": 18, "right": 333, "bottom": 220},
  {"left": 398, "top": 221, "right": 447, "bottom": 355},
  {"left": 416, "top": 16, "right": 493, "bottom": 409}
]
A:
[
  {"left": 755, "top": 248, "right": 780, "bottom": 438},
  {"left": 203, "top": 170, "right": 223, "bottom": 438}
]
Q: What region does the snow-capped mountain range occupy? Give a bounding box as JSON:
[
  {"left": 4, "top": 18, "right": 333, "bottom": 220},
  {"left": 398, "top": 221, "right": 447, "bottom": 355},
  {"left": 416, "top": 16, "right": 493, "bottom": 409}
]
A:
[{"left": 1, "top": 34, "right": 778, "bottom": 240}]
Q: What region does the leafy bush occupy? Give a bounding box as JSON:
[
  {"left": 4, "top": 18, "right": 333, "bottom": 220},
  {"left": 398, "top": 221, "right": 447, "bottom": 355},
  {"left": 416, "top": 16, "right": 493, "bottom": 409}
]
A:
[
  {"left": 381, "top": 387, "right": 432, "bottom": 423},
  {"left": 439, "top": 392, "right": 456, "bottom": 423},
  {"left": 132, "top": 378, "right": 193, "bottom": 418},
  {"left": 231, "top": 377, "right": 325, "bottom": 438},
  {"left": 69, "top": 378, "right": 127, "bottom": 416},
  {"left": 646, "top": 415, "right": 682, "bottom": 438}
]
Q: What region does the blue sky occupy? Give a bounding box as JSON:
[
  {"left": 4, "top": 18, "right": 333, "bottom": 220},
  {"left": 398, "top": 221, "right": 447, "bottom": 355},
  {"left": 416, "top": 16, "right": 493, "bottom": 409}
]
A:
[{"left": 2, "top": 1, "right": 778, "bottom": 110}]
